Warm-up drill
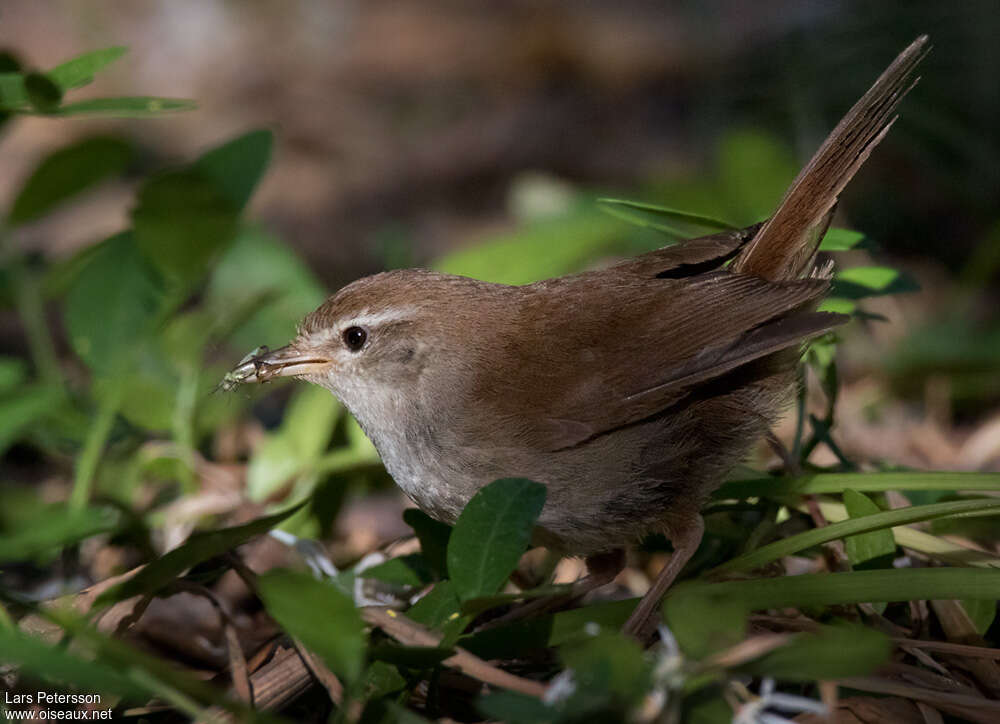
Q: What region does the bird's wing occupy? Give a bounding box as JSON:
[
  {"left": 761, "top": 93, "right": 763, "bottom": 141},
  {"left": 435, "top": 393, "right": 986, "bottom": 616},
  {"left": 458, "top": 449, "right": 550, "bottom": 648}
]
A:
[{"left": 500, "top": 271, "right": 843, "bottom": 451}]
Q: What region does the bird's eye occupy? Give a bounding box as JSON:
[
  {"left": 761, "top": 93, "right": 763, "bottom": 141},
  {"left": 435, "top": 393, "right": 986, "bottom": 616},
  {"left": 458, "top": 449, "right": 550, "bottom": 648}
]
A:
[{"left": 342, "top": 326, "right": 367, "bottom": 351}]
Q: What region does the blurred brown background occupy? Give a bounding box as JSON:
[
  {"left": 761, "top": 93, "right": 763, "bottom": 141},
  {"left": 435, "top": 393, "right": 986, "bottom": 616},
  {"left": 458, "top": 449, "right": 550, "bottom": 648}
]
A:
[
  {"left": 5, "top": 0, "right": 1000, "bottom": 469},
  {"left": 4, "top": 0, "right": 998, "bottom": 289}
]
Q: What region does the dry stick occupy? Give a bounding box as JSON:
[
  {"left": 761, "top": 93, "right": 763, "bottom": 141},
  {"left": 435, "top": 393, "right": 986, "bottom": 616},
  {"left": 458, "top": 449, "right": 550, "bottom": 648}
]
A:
[
  {"left": 290, "top": 638, "right": 345, "bottom": 706},
  {"left": 168, "top": 580, "right": 254, "bottom": 706},
  {"left": 361, "top": 607, "right": 547, "bottom": 698},
  {"left": 891, "top": 638, "right": 1000, "bottom": 660},
  {"left": 837, "top": 676, "right": 1000, "bottom": 723},
  {"left": 698, "top": 634, "right": 792, "bottom": 670}
]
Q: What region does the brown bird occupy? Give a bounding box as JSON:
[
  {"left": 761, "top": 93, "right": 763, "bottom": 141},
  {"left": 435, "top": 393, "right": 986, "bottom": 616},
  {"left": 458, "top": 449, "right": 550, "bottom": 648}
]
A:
[{"left": 226, "top": 37, "right": 929, "bottom": 637}]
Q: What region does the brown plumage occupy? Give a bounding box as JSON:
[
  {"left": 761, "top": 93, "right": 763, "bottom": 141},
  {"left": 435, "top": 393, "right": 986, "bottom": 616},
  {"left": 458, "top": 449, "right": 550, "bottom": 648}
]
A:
[{"left": 229, "top": 36, "right": 929, "bottom": 637}]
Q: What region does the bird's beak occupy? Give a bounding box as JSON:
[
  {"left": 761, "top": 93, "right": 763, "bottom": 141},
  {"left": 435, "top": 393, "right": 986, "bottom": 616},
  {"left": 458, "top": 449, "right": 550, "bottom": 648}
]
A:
[{"left": 222, "top": 342, "right": 332, "bottom": 389}]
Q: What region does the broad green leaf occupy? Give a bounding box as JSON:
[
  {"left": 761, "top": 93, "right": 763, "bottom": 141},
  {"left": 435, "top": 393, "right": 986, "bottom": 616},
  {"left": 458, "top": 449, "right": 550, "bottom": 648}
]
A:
[
  {"left": 64, "top": 232, "right": 165, "bottom": 374},
  {"left": 361, "top": 554, "right": 432, "bottom": 588},
  {"left": 745, "top": 624, "right": 890, "bottom": 681},
  {"left": 832, "top": 266, "right": 920, "bottom": 299},
  {"left": 246, "top": 435, "right": 304, "bottom": 501},
  {"left": 403, "top": 507, "right": 452, "bottom": 579},
  {"left": 819, "top": 227, "right": 866, "bottom": 251},
  {"left": 195, "top": 129, "right": 273, "bottom": 209},
  {"left": 246, "top": 386, "right": 340, "bottom": 501},
  {"left": 95, "top": 502, "right": 304, "bottom": 607},
  {"left": 407, "top": 580, "right": 463, "bottom": 631},
  {"left": 282, "top": 384, "right": 341, "bottom": 459},
  {"left": 206, "top": 225, "right": 326, "bottom": 351},
  {"left": 596, "top": 198, "right": 735, "bottom": 237},
  {"left": 0, "top": 629, "right": 147, "bottom": 700},
  {"left": 9, "top": 136, "right": 133, "bottom": 224},
  {"left": 842, "top": 490, "right": 896, "bottom": 569},
  {"left": 0, "top": 384, "right": 63, "bottom": 455},
  {"left": 715, "top": 471, "right": 1000, "bottom": 500},
  {"left": 24, "top": 72, "right": 62, "bottom": 113},
  {"left": 0, "top": 356, "right": 27, "bottom": 390},
  {"left": 363, "top": 661, "right": 409, "bottom": 700},
  {"left": 368, "top": 643, "right": 452, "bottom": 669},
  {"left": 434, "top": 207, "right": 625, "bottom": 285},
  {"left": 818, "top": 297, "right": 857, "bottom": 315},
  {"left": 670, "top": 568, "right": 1000, "bottom": 613},
  {"left": 47, "top": 46, "right": 127, "bottom": 90},
  {"left": 447, "top": 478, "right": 546, "bottom": 601},
  {"left": 560, "top": 630, "right": 650, "bottom": 704},
  {"left": 132, "top": 169, "right": 240, "bottom": 284},
  {"left": 0, "top": 503, "right": 120, "bottom": 563},
  {"left": 961, "top": 598, "right": 997, "bottom": 636},
  {"left": 713, "top": 497, "right": 1000, "bottom": 574},
  {"left": 50, "top": 96, "right": 197, "bottom": 117},
  {"left": 0, "top": 72, "right": 28, "bottom": 109},
  {"left": 663, "top": 587, "right": 747, "bottom": 659},
  {"left": 257, "top": 569, "right": 365, "bottom": 682},
  {"left": 36, "top": 610, "right": 267, "bottom": 719},
  {"left": 477, "top": 692, "right": 554, "bottom": 724}
]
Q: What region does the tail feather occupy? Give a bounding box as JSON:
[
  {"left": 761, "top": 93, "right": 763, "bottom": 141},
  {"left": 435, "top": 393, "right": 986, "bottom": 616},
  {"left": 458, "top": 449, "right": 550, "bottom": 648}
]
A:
[{"left": 732, "top": 35, "right": 930, "bottom": 281}]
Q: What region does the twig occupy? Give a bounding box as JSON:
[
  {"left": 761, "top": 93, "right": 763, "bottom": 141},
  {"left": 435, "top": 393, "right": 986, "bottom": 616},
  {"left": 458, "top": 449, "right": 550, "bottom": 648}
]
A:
[{"left": 361, "top": 607, "right": 547, "bottom": 698}]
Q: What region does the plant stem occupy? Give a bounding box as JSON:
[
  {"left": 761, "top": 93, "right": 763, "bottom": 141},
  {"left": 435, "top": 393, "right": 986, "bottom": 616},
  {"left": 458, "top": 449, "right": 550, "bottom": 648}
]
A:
[
  {"left": 0, "top": 223, "right": 64, "bottom": 388},
  {"left": 70, "top": 380, "right": 123, "bottom": 510}
]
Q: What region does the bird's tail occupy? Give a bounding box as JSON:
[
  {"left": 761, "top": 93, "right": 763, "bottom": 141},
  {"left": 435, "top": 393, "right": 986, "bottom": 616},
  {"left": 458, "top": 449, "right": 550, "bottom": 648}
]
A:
[{"left": 731, "top": 35, "right": 930, "bottom": 282}]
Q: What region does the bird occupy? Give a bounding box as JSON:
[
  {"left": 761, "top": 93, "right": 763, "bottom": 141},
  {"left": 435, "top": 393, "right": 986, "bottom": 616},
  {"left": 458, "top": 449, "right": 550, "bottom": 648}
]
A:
[{"left": 225, "top": 36, "right": 929, "bottom": 638}]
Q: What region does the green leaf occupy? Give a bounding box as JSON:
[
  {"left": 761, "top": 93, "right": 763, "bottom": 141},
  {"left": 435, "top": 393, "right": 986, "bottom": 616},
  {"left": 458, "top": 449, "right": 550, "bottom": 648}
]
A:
[
  {"left": 50, "top": 96, "right": 196, "bottom": 117},
  {"left": 596, "top": 198, "right": 735, "bottom": 237},
  {"left": 434, "top": 207, "right": 625, "bottom": 285},
  {"left": 24, "top": 72, "right": 62, "bottom": 113},
  {"left": 206, "top": 225, "right": 327, "bottom": 351},
  {"left": 715, "top": 471, "right": 1000, "bottom": 500},
  {"left": 560, "top": 630, "right": 650, "bottom": 704},
  {"left": 94, "top": 502, "right": 305, "bottom": 607},
  {"left": 0, "top": 72, "right": 29, "bottom": 109},
  {"left": 0, "top": 628, "right": 148, "bottom": 700},
  {"left": 132, "top": 169, "right": 240, "bottom": 285},
  {"left": 745, "top": 624, "right": 890, "bottom": 681},
  {"left": 195, "top": 129, "right": 273, "bottom": 209},
  {"left": 960, "top": 599, "right": 997, "bottom": 636},
  {"left": 47, "top": 46, "right": 127, "bottom": 90},
  {"left": 246, "top": 385, "right": 340, "bottom": 501},
  {"left": 368, "top": 643, "right": 452, "bottom": 669},
  {"left": 832, "top": 266, "right": 920, "bottom": 299},
  {"left": 0, "top": 356, "right": 27, "bottom": 391},
  {"left": 663, "top": 587, "right": 747, "bottom": 659},
  {"left": 842, "top": 490, "right": 896, "bottom": 569},
  {"left": 712, "top": 497, "right": 1000, "bottom": 574},
  {"left": 477, "top": 692, "right": 555, "bottom": 724},
  {"left": 407, "top": 580, "right": 463, "bottom": 631},
  {"left": 0, "top": 503, "right": 121, "bottom": 563},
  {"left": 64, "top": 232, "right": 165, "bottom": 374},
  {"left": 0, "top": 384, "right": 63, "bottom": 455},
  {"left": 257, "top": 569, "right": 365, "bottom": 682},
  {"left": 9, "top": 136, "right": 133, "bottom": 224},
  {"left": 819, "top": 227, "right": 866, "bottom": 251},
  {"left": 403, "top": 507, "right": 452, "bottom": 579},
  {"left": 447, "top": 478, "right": 546, "bottom": 601},
  {"left": 361, "top": 554, "right": 432, "bottom": 588}
]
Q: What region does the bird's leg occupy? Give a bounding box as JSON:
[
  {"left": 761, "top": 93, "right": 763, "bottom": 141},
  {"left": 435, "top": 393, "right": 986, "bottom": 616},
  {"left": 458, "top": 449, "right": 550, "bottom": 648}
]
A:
[
  {"left": 622, "top": 515, "right": 704, "bottom": 641},
  {"left": 477, "top": 549, "right": 625, "bottom": 630}
]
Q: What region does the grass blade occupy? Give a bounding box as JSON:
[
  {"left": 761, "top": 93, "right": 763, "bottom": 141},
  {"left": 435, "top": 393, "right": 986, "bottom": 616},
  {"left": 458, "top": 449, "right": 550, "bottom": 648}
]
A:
[{"left": 713, "top": 498, "right": 1000, "bottom": 574}]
